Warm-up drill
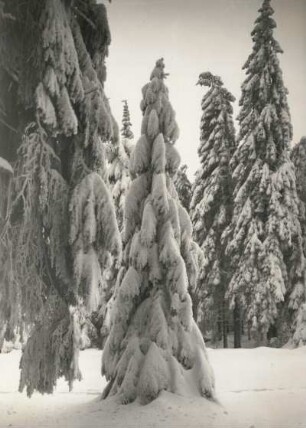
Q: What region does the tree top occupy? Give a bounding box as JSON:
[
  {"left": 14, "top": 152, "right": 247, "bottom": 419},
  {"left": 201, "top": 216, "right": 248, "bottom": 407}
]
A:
[
  {"left": 196, "top": 72, "right": 223, "bottom": 88},
  {"left": 150, "top": 58, "right": 169, "bottom": 80},
  {"left": 259, "top": 0, "right": 274, "bottom": 16}
]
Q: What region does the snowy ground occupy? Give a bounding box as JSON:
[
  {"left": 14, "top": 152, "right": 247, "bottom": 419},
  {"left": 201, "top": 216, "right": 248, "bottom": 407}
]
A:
[{"left": 0, "top": 347, "right": 305, "bottom": 428}]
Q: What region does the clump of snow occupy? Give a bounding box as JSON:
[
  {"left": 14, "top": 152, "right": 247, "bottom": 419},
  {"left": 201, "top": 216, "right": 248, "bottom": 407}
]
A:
[{"left": 0, "top": 156, "right": 13, "bottom": 174}]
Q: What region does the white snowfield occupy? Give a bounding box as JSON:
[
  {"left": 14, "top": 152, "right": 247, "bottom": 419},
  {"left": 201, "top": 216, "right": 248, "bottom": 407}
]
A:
[{"left": 0, "top": 346, "right": 305, "bottom": 428}]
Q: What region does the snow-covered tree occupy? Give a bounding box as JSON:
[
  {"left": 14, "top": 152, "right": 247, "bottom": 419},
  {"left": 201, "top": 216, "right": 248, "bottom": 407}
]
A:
[
  {"left": 174, "top": 164, "right": 192, "bottom": 212},
  {"left": 292, "top": 303, "right": 306, "bottom": 346},
  {"left": 226, "top": 0, "right": 304, "bottom": 344},
  {"left": 291, "top": 137, "right": 306, "bottom": 259},
  {"left": 108, "top": 101, "right": 134, "bottom": 231},
  {"left": 101, "top": 102, "right": 134, "bottom": 344},
  {"left": 121, "top": 99, "right": 134, "bottom": 140},
  {"left": 102, "top": 59, "right": 215, "bottom": 405},
  {"left": 290, "top": 137, "right": 306, "bottom": 346},
  {"left": 190, "top": 72, "right": 236, "bottom": 347},
  {"left": 0, "top": 0, "right": 121, "bottom": 395}
]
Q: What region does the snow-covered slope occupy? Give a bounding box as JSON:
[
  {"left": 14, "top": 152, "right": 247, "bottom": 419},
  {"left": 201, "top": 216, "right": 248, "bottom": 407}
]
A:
[{"left": 0, "top": 346, "right": 305, "bottom": 428}]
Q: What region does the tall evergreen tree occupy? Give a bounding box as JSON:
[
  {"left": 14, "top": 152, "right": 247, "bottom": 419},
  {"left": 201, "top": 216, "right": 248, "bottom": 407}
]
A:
[
  {"left": 290, "top": 137, "right": 306, "bottom": 346},
  {"left": 174, "top": 164, "right": 192, "bottom": 212},
  {"left": 108, "top": 100, "right": 134, "bottom": 231},
  {"left": 100, "top": 102, "right": 134, "bottom": 344},
  {"left": 190, "top": 72, "right": 236, "bottom": 347},
  {"left": 102, "top": 59, "right": 214, "bottom": 405},
  {"left": 0, "top": 0, "right": 121, "bottom": 395},
  {"left": 226, "top": 0, "right": 304, "bottom": 344}
]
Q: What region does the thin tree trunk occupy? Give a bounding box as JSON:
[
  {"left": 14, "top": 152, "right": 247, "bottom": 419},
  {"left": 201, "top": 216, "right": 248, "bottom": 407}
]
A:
[
  {"left": 0, "top": 323, "right": 6, "bottom": 352},
  {"left": 222, "top": 299, "right": 228, "bottom": 348},
  {"left": 248, "top": 323, "right": 251, "bottom": 341},
  {"left": 233, "top": 299, "right": 241, "bottom": 348}
]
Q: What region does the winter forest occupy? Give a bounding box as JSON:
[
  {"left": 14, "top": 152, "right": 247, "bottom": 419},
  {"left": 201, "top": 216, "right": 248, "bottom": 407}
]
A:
[{"left": 0, "top": 0, "right": 305, "bottom": 427}]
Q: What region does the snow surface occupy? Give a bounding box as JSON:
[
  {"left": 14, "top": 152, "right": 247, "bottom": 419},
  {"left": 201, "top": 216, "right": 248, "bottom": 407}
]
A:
[{"left": 0, "top": 346, "right": 305, "bottom": 428}]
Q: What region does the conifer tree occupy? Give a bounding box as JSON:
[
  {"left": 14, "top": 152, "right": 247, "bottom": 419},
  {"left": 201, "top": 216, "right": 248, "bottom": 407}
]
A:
[
  {"left": 0, "top": 0, "right": 121, "bottom": 395},
  {"left": 290, "top": 137, "right": 306, "bottom": 346},
  {"left": 174, "top": 164, "right": 192, "bottom": 212},
  {"left": 190, "top": 72, "right": 236, "bottom": 347},
  {"left": 100, "top": 102, "right": 134, "bottom": 344},
  {"left": 108, "top": 100, "right": 134, "bottom": 231},
  {"left": 102, "top": 59, "right": 214, "bottom": 405},
  {"left": 226, "top": 0, "right": 304, "bottom": 344},
  {"left": 121, "top": 99, "right": 134, "bottom": 141}
]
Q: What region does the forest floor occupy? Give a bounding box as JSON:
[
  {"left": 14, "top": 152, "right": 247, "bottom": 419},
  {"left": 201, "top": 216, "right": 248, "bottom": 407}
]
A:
[{"left": 0, "top": 346, "right": 305, "bottom": 428}]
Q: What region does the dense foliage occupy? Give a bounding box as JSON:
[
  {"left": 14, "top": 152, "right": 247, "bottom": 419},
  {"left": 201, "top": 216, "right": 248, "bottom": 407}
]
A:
[
  {"left": 290, "top": 137, "right": 306, "bottom": 346},
  {"left": 174, "top": 164, "right": 192, "bottom": 212}
]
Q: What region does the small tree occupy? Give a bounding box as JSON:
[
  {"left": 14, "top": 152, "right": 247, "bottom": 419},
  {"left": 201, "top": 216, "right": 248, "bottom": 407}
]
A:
[
  {"left": 121, "top": 99, "right": 134, "bottom": 140},
  {"left": 226, "top": 0, "right": 304, "bottom": 345},
  {"left": 174, "top": 164, "right": 192, "bottom": 212},
  {"left": 102, "top": 59, "right": 215, "bottom": 405},
  {"left": 190, "top": 72, "right": 236, "bottom": 347},
  {"left": 290, "top": 137, "right": 306, "bottom": 346}
]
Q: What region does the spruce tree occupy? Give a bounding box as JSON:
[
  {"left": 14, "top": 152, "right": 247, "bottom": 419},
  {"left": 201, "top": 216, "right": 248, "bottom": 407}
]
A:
[
  {"left": 290, "top": 137, "right": 306, "bottom": 346},
  {"left": 121, "top": 99, "right": 134, "bottom": 141},
  {"left": 226, "top": 0, "right": 304, "bottom": 343},
  {"left": 174, "top": 164, "right": 192, "bottom": 212},
  {"left": 102, "top": 59, "right": 214, "bottom": 405},
  {"left": 190, "top": 72, "right": 236, "bottom": 347},
  {"left": 0, "top": 0, "right": 121, "bottom": 395},
  {"left": 108, "top": 100, "right": 134, "bottom": 231},
  {"left": 100, "top": 102, "right": 134, "bottom": 344}
]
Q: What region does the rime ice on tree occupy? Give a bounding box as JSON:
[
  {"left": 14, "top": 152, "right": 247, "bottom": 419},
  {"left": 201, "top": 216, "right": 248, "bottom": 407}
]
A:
[
  {"left": 190, "top": 72, "right": 236, "bottom": 346},
  {"left": 102, "top": 59, "right": 215, "bottom": 405},
  {"left": 226, "top": 0, "right": 303, "bottom": 342}
]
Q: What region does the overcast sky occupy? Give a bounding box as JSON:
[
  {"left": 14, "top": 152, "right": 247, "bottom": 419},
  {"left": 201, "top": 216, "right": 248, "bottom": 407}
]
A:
[{"left": 104, "top": 0, "right": 306, "bottom": 178}]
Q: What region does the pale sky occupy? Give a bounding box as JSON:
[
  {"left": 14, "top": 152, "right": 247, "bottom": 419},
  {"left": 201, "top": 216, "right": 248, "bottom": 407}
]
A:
[{"left": 104, "top": 0, "right": 306, "bottom": 178}]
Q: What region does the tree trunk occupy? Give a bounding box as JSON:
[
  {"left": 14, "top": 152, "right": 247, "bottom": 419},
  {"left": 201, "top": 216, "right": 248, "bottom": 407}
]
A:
[
  {"left": 0, "top": 323, "right": 6, "bottom": 352},
  {"left": 233, "top": 300, "right": 241, "bottom": 348},
  {"left": 247, "top": 321, "right": 251, "bottom": 341},
  {"left": 222, "top": 300, "right": 228, "bottom": 348}
]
